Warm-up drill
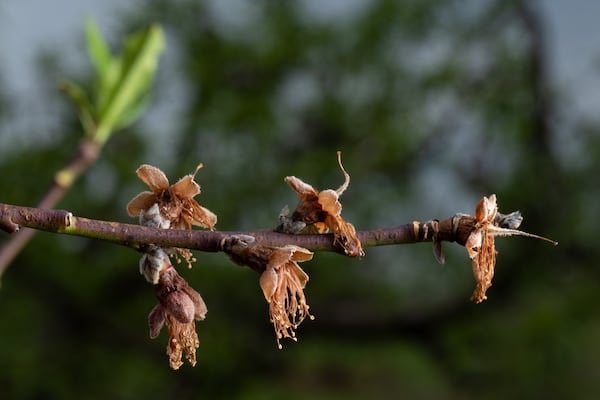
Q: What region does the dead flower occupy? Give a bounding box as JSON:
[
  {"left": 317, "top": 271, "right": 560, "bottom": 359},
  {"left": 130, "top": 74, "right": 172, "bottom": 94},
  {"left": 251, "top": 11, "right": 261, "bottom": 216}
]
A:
[
  {"left": 284, "top": 151, "right": 364, "bottom": 257},
  {"left": 260, "top": 245, "right": 314, "bottom": 349},
  {"left": 127, "top": 163, "right": 217, "bottom": 231},
  {"left": 465, "top": 194, "right": 557, "bottom": 303},
  {"left": 148, "top": 265, "right": 207, "bottom": 369},
  {"left": 221, "top": 236, "right": 314, "bottom": 349}
]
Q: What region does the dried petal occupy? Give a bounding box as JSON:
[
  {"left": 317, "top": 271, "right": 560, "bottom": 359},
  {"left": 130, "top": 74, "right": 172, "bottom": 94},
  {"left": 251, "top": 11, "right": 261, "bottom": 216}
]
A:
[
  {"left": 180, "top": 282, "right": 208, "bottom": 320},
  {"left": 188, "top": 201, "right": 217, "bottom": 230},
  {"left": 259, "top": 267, "right": 278, "bottom": 301},
  {"left": 317, "top": 189, "right": 342, "bottom": 216},
  {"left": 290, "top": 246, "right": 315, "bottom": 263},
  {"left": 136, "top": 164, "right": 170, "bottom": 193},
  {"left": 127, "top": 191, "right": 158, "bottom": 217},
  {"left": 284, "top": 176, "right": 318, "bottom": 199},
  {"left": 284, "top": 152, "right": 363, "bottom": 257},
  {"left": 465, "top": 229, "right": 482, "bottom": 260},
  {"left": 171, "top": 175, "right": 201, "bottom": 199},
  {"left": 148, "top": 304, "right": 166, "bottom": 339}
]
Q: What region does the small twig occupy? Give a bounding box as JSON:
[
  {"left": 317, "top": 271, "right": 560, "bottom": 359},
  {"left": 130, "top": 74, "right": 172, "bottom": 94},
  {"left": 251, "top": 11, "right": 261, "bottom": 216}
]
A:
[{"left": 0, "top": 140, "right": 101, "bottom": 276}]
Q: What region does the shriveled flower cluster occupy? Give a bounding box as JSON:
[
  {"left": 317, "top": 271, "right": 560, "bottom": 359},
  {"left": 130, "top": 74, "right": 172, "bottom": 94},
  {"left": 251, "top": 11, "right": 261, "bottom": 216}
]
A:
[
  {"left": 128, "top": 163, "right": 217, "bottom": 268},
  {"left": 129, "top": 157, "right": 364, "bottom": 363},
  {"left": 281, "top": 151, "right": 364, "bottom": 257},
  {"left": 148, "top": 263, "right": 207, "bottom": 369},
  {"left": 129, "top": 163, "right": 215, "bottom": 369},
  {"left": 123, "top": 157, "right": 557, "bottom": 369},
  {"left": 222, "top": 236, "right": 314, "bottom": 349},
  {"left": 464, "top": 194, "right": 557, "bottom": 303}
]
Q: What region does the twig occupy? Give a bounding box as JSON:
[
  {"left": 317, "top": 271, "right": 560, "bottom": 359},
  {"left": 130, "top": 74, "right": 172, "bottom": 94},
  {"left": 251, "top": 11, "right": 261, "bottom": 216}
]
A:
[{"left": 0, "top": 140, "right": 101, "bottom": 276}]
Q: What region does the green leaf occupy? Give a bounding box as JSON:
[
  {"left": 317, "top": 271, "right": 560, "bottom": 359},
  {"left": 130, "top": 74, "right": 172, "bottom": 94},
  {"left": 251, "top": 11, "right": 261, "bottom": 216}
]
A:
[
  {"left": 85, "top": 18, "right": 111, "bottom": 79},
  {"left": 94, "top": 24, "right": 165, "bottom": 143},
  {"left": 60, "top": 80, "right": 96, "bottom": 138}
]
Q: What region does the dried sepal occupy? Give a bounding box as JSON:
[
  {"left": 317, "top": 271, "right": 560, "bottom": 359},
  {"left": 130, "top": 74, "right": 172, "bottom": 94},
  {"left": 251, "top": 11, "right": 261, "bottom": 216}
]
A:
[
  {"left": 464, "top": 194, "right": 557, "bottom": 303},
  {"left": 222, "top": 239, "right": 314, "bottom": 349},
  {"left": 148, "top": 265, "right": 207, "bottom": 369},
  {"left": 127, "top": 163, "right": 217, "bottom": 231},
  {"left": 284, "top": 151, "right": 364, "bottom": 257}
]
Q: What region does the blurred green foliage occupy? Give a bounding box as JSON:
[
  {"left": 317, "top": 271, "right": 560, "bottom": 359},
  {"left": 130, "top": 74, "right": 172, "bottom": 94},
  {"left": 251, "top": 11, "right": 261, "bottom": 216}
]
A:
[{"left": 1, "top": 0, "right": 599, "bottom": 399}]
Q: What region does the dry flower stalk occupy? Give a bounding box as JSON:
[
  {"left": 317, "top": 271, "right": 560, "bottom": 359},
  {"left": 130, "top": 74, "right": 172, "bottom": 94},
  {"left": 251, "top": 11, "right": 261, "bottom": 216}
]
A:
[
  {"left": 284, "top": 151, "right": 364, "bottom": 257},
  {"left": 465, "top": 194, "right": 557, "bottom": 303}
]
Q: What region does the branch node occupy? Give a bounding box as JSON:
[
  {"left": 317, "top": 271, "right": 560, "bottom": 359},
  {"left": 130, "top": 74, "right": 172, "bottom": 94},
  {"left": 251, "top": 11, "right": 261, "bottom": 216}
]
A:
[
  {"left": 430, "top": 219, "right": 445, "bottom": 265},
  {"left": 220, "top": 234, "right": 256, "bottom": 252},
  {"left": 65, "top": 212, "right": 74, "bottom": 227}
]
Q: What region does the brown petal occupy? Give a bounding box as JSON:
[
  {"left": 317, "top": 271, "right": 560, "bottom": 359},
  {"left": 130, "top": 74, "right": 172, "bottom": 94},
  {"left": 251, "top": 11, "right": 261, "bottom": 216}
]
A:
[
  {"left": 290, "top": 246, "right": 314, "bottom": 263},
  {"left": 475, "top": 195, "right": 497, "bottom": 224},
  {"left": 148, "top": 304, "right": 166, "bottom": 339},
  {"left": 474, "top": 197, "right": 487, "bottom": 223},
  {"left": 136, "top": 164, "right": 170, "bottom": 193},
  {"left": 189, "top": 201, "right": 217, "bottom": 230},
  {"left": 288, "top": 262, "right": 309, "bottom": 288},
  {"left": 171, "top": 175, "right": 201, "bottom": 199},
  {"left": 317, "top": 189, "right": 342, "bottom": 216},
  {"left": 285, "top": 176, "right": 318, "bottom": 200},
  {"left": 267, "top": 246, "right": 295, "bottom": 270},
  {"left": 163, "top": 290, "right": 196, "bottom": 323},
  {"left": 465, "top": 230, "right": 482, "bottom": 260},
  {"left": 259, "top": 267, "right": 278, "bottom": 302},
  {"left": 181, "top": 284, "right": 208, "bottom": 321},
  {"left": 126, "top": 192, "right": 158, "bottom": 216}
]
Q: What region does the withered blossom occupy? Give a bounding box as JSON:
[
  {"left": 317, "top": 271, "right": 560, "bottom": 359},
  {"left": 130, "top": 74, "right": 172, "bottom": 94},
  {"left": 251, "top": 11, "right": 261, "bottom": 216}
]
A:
[
  {"left": 221, "top": 236, "right": 314, "bottom": 349},
  {"left": 260, "top": 245, "right": 314, "bottom": 349},
  {"left": 465, "top": 194, "right": 557, "bottom": 303},
  {"left": 127, "top": 163, "right": 217, "bottom": 231},
  {"left": 148, "top": 265, "right": 207, "bottom": 369},
  {"left": 284, "top": 151, "right": 364, "bottom": 257}
]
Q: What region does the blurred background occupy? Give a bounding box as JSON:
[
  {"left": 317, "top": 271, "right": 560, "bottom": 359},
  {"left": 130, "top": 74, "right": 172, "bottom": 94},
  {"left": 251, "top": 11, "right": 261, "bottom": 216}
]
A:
[{"left": 1, "top": 0, "right": 599, "bottom": 398}]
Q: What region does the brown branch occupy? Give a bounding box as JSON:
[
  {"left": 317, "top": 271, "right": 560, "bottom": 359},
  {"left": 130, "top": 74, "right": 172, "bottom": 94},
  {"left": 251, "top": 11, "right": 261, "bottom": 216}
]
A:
[
  {"left": 0, "top": 139, "right": 101, "bottom": 275},
  {"left": 0, "top": 203, "right": 476, "bottom": 256}
]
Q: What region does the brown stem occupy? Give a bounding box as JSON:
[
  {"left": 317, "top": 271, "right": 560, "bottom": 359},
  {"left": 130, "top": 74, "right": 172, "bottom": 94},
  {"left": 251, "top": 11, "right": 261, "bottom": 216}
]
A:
[
  {"left": 0, "top": 203, "right": 475, "bottom": 255},
  {"left": 0, "top": 140, "right": 101, "bottom": 276}
]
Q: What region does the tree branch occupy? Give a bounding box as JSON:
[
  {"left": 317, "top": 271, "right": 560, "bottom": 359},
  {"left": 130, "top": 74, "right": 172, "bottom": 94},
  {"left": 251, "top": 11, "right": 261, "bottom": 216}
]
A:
[
  {"left": 0, "top": 202, "right": 476, "bottom": 256},
  {"left": 0, "top": 140, "right": 101, "bottom": 275}
]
